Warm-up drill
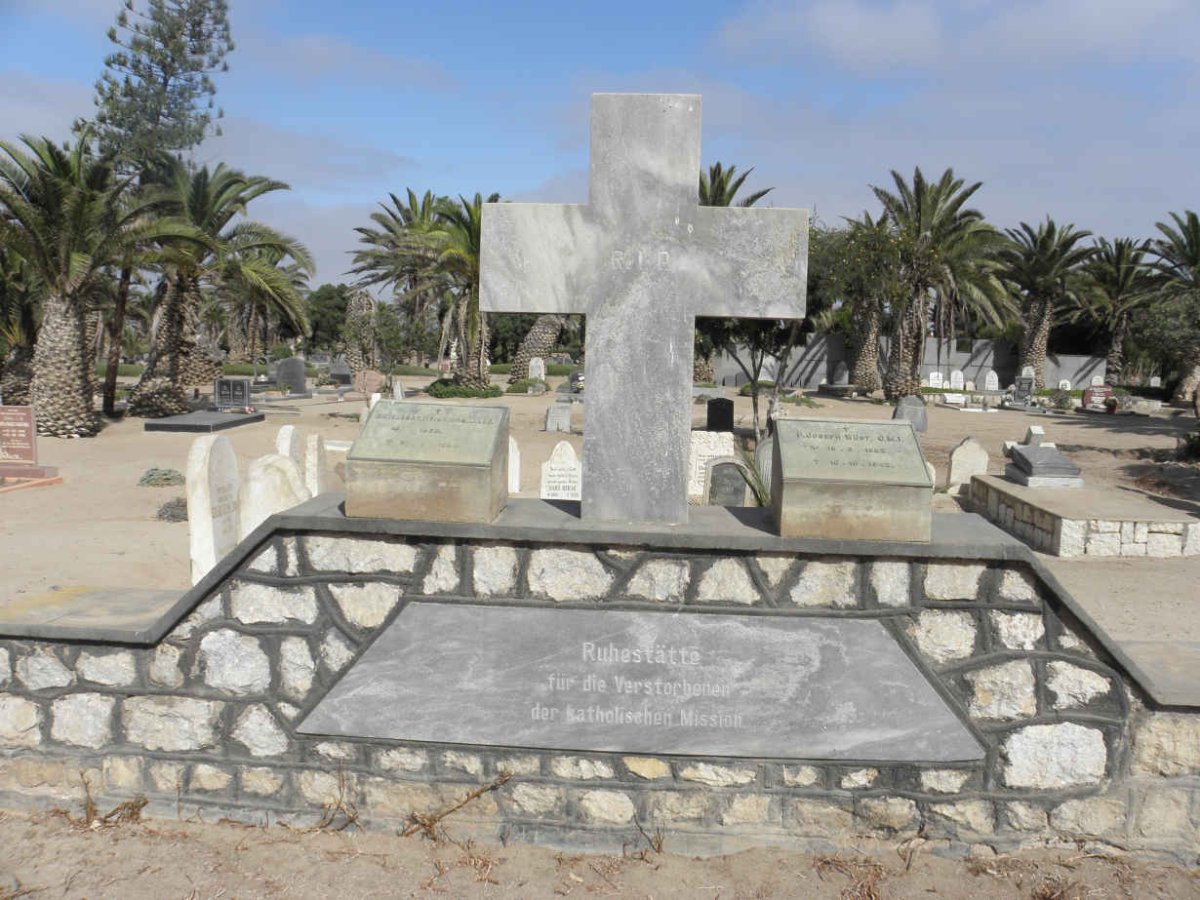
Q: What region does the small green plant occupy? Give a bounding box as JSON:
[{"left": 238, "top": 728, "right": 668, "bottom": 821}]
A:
[
  {"left": 739, "top": 449, "right": 770, "bottom": 507},
  {"left": 426, "top": 379, "right": 503, "bottom": 399},
  {"left": 505, "top": 378, "right": 547, "bottom": 394},
  {"left": 738, "top": 380, "right": 774, "bottom": 396},
  {"left": 1050, "top": 388, "right": 1074, "bottom": 410},
  {"left": 781, "top": 393, "right": 819, "bottom": 408}
]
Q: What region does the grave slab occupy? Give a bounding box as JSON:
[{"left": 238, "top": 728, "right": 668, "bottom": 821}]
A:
[
  {"left": 0, "top": 587, "right": 184, "bottom": 643},
  {"left": 771, "top": 418, "right": 932, "bottom": 542},
  {"left": 299, "top": 602, "right": 983, "bottom": 761},
  {"left": 144, "top": 411, "right": 265, "bottom": 433},
  {"left": 345, "top": 401, "right": 508, "bottom": 523}
]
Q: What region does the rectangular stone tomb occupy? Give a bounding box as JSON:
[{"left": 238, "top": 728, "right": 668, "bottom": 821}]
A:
[
  {"left": 299, "top": 603, "right": 983, "bottom": 761},
  {"left": 143, "top": 411, "right": 265, "bottom": 433},
  {"left": 1011, "top": 445, "right": 1080, "bottom": 478},
  {"left": 344, "top": 401, "right": 508, "bottom": 523},
  {"left": 771, "top": 418, "right": 932, "bottom": 542}
]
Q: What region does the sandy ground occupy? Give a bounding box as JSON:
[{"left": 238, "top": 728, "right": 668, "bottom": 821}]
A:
[
  {"left": 2, "top": 376, "right": 1196, "bottom": 600},
  {"left": 2, "top": 806, "right": 1198, "bottom": 899}
]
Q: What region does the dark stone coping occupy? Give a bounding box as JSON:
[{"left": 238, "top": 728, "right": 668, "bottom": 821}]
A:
[
  {"left": 0, "top": 494, "right": 1190, "bottom": 709},
  {"left": 143, "top": 411, "right": 265, "bottom": 433}
]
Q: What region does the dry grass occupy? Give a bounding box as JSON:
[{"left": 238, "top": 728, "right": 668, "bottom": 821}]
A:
[
  {"left": 812, "top": 854, "right": 887, "bottom": 900},
  {"left": 400, "top": 771, "right": 514, "bottom": 840}
]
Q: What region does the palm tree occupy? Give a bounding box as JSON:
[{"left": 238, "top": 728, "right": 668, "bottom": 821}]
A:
[
  {"left": 871, "top": 168, "right": 1003, "bottom": 399},
  {"left": 837, "top": 212, "right": 903, "bottom": 393},
  {"left": 0, "top": 133, "right": 184, "bottom": 436},
  {"left": 1079, "top": 238, "right": 1155, "bottom": 384},
  {"left": 434, "top": 193, "right": 497, "bottom": 388},
  {"left": 1151, "top": 211, "right": 1200, "bottom": 403},
  {"left": 130, "top": 161, "right": 312, "bottom": 416},
  {"left": 0, "top": 247, "right": 40, "bottom": 405},
  {"left": 997, "top": 219, "right": 1095, "bottom": 391},
  {"left": 699, "top": 162, "right": 773, "bottom": 208}
]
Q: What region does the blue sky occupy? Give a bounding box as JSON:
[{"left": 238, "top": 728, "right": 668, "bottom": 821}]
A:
[{"left": 3, "top": 0, "right": 1198, "bottom": 284}]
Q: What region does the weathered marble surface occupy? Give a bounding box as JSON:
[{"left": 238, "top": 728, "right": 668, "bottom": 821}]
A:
[
  {"left": 300, "top": 602, "right": 982, "bottom": 761},
  {"left": 480, "top": 94, "right": 808, "bottom": 525}
]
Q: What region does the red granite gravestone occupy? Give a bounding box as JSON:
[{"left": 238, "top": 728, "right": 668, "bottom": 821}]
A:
[
  {"left": 1082, "top": 385, "right": 1113, "bottom": 411},
  {"left": 0, "top": 406, "right": 58, "bottom": 479}
]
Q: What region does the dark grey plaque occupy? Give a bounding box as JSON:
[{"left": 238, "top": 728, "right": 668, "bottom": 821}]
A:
[
  {"left": 299, "top": 603, "right": 982, "bottom": 761},
  {"left": 705, "top": 398, "right": 734, "bottom": 432},
  {"left": 776, "top": 418, "right": 931, "bottom": 487},
  {"left": 1013, "top": 376, "right": 1034, "bottom": 403},
  {"left": 707, "top": 462, "right": 747, "bottom": 506},
  {"left": 214, "top": 377, "right": 251, "bottom": 410},
  {"left": 892, "top": 395, "right": 928, "bottom": 433},
  {"left": 277, "top": 357, "right": 308, "bottom": 395},
  {"left": 1011, "top": 445, "right": 1080, "bottom": 477}
]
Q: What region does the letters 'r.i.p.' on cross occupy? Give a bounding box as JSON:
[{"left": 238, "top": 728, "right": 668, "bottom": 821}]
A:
[{"left": 480, "top": 93, "right": 809, "bottom": 525}]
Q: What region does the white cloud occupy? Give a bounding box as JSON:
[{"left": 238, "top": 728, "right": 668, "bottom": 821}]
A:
[
  {"left": 251, "top": 195, "right": 375, "bottom": 286},
  {"left": 0, "top": 70, "right": 93, "bottom": 145},
  {"left": 234, "top": 30, "right": 455, "bottom": 90}
]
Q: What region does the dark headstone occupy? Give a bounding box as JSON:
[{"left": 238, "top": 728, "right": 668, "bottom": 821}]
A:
[
  {"left": 1011, "top": 445, "right": 1081, "bottom": 478},
  {"left": 832, "top": 361, "right": 850, "bottom": 385},
  {"left": 276, "top": 357, "right": 308, "bottom": 395},
  {"left": 706, "top": 397, "right": 734, "bottom": 432},
  {"left": 298, "top": 602, "right": 983, "bottom": 761},
  {"left": 213, "top": 377, "right": 251, "bottom": 410},
  {"left": 329, "top": 355, "right": 352, "bottom": 385},
  {"left": 1013, "top": 376, "right": 1035, "bottom": 404},
  {"left": 708, "top": 461, "right": 748, "bottom": 506},
  {"left": 892, "top": 395, "right": 927, "bottom": 433}
]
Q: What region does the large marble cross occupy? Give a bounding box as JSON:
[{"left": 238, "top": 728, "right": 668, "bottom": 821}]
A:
[{"left": 480, "top": 93, "right": 808, "bottom": 524}]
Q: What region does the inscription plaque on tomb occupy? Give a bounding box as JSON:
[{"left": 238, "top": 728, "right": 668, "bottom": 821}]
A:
[
  {"left": 0, "top": 406, "right": 37, "bottom": 465},
  {"left": 771, "top": 418, "right": 932, "bottom": 541},
  {"left": 345, "top": 401, "right": 508, "bottom": 523},
  {"left": 299, "top": 603, "right": 982, "bottom": 761},
  {"left": 214, "top": 377, "right": 251, "bottom": 410}
]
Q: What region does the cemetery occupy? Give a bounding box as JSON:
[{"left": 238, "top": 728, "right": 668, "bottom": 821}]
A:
[
  {"left": 4, "top": 0, "right": 1200, "bottom": 879},
  {"left": 0, "top": 94, "right": 1197, "bottom": 892}
]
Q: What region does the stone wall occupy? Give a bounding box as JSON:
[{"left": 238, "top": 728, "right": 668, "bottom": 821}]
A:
[
  {"left": 970, "top": 477, "right": 1200, "bottom": 558},
  {"left": 1, "top": 531, "right": 1197, "bottom": 859}
]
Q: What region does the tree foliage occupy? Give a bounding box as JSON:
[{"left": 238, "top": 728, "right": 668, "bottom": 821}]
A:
[{"left": 88, "top": 0, "right": 234, "bottom": 165}]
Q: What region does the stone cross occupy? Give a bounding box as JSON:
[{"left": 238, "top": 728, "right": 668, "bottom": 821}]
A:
[{"left": 481, "top": 93, "right": 808, "bottom": 523}]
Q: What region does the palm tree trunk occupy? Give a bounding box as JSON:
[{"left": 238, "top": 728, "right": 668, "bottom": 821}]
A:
[
  {"left": 1, "top": 343, "right": 34, "bottom": 406},
  {"left": 31, "top": 293, "right": 98, "bottom": 437},
  {"left": 1174, "top": 344, "right": 1200, "bottom": 406},
  {"left": 1020, "top": 297, "right": 1054, "bottom": 392},
  {"left": 884, "top": 296, "right": 924, "bottom": 399},
  {"left": 850, "top": 299, "right": 883, "bottom": 392},
  {"left": 102, "top": 266, "right": 132, "bottom": 417},
  {"left": 1105, "top": 312, "right": 1129, "bottom": 386},
  {"left": 509, "top": 314, "right": 565, "bottom": 382}
]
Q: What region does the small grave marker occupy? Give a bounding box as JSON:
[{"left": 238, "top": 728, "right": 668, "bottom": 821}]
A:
[
  {"left": 1022, "top": 366, "right": 1036, "bottom": 379},
  {"left": 545, "top": 402, "right": 572, "bottom": 433},
  {"left": 276, "top": 357, "right": 309, "bottom": 396},
  {"left": 240, "top": 453, "right": 310, "bottom": 538},
  {"left": 186, "top": 435, "right": 241, "bottom": 584},
  {"left": 1013, "top": 376, "right": 1035, "bottom": 405},
  {"left": 984, "top": 370, "right": 999, "bottom": 391},
  {"left": 528, "top": 357, "right": 546, "bottom": 381},
  {"left": 539, "top": 440, "right": 582, "bottom": 501},
  {"left": 392, "top": 377, "right": 405, "bottom": 399},
  {"left": 330, "top": 356, "right": 352, "bottom": 385},
  {"left": 508, "top": 436, "right": 521, "bottom": 493},
  {"left": 947, "top": 437, "right": 989, "bottom": 496},
  {"left": 706, "top": 397, "right": 734, "bottom": 432},
  {"left": 1091, "top": 374, "right": 1104, "bottom": 387},
  {"left": 831, "top": 361, "right": 850, "bottom": 385},
  {"left": 950, "top": 370, "right": 965, "bottom": 389},
  {"left": 305, "top": 433, "right": 327, "bottom": 496},
  {"left": 707, "top": 460, "right": 748, "bottom": 506},
  {"left": 213, "top": 377, "right": 251, "bottom": 410},
  {"left": 1150, "top": 375, "right": 1162, "bottom": 388},
  {"left": 275, "top": 425, "right": 303, "bottom": 468},
  {"left": 688, "top": 430, "right": 735, "bottom": 499},
  {"left": 1058, "top": 379, "right": 1071, "bottom": 391},
  {"left": 892, "top": 395, "right": 927, "bottom": 432},
  {"left": 928, "top": 371, "right": 944, "bottom": 389}
]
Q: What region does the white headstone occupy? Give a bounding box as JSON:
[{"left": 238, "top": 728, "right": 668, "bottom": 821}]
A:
[
  {"left": 305, "top": 433, "right": 327, "bottom": 496},
  {"left": 919, "top": 378, "right": 929, "bottom": 388},
  {"left": 528, "top": 357, "right": 546, "bottom": 381},
  {"left": 928, "top": 371, "right": 944, "bottom": 389},
  {"left": 186, "top": 435, "right": 241, "bottom": 586},
  {"left": 369, "top": 392, "right": 382, "bottom": 409},
  {"left": 984, "top": 370, "right": 999, "bottom": 391},
  {"left": 539, "top": 441, "right": 581, "bottom": 501},
  {"left": 688, "top": 430, "right": 736, "bottom": 499},
  {"left": 950, "top": 370, "right": 965, "bottom": 389},
  {"left": 275, "top": 425, "right": 304, "bottom": 468},
  {"left": 755, "top": 435, "right": 774, "bottom": 492},
  {"left": 1057, "top": 379, "right": 1071, "bottom": 391},
  {"left": 947, "top": 436, "right": 989, "bottom": 496},
  {"left": 508, "top": 436, "right": 521, "bottom": 493},
  {"left": 965, "top": 380, "right": 976, "bottom": 392},
  {"left": 1090, "top": 375, "right": 1104, "bottom": 387},
  {"left": 1149, "top": 375, "right": 1162, "bottom": 388},
  {"left": 392, "top": 377, "right": 405, "bottom": 399},
  {"left": 239, "top": 453, "right": 311, "bottom": 539},
  {"left": 1023, "top": 425, "right": 1046, "bottom": 447},
  {"left": 545, "top": 403, "right": 572, "bottom": 433},
  {"left": 1022, "top": 366, "right": 1035, "bottom": 379}
]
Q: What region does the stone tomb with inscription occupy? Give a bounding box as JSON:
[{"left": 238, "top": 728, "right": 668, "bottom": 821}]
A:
[
  {"left": 344, "top": 401, "right": 509, "bottom": 523},
  {"left": 0, "top": 406, "right": 57, "bottom": 479},
  {"left": 301, "top": 604, "right": 980, "bottom": 760},
  {"left": 771, "top": 418, "right": 933, "bottom": 542}
]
